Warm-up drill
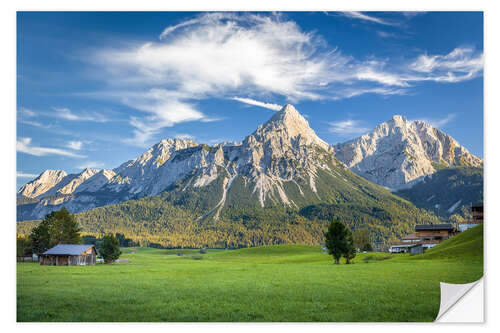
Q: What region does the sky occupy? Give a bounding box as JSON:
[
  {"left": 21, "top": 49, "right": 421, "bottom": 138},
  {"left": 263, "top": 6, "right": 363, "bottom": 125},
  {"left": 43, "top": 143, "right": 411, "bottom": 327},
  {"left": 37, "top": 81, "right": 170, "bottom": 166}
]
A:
[{"left": 16, "top": 11, "right": 484, "bottom": 188}]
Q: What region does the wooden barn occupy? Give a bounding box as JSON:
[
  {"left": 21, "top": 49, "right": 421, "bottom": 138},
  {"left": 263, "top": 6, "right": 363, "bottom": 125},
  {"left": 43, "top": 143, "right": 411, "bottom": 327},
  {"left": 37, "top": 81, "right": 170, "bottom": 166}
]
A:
[{"left": 40, "top": 244, "right": 97, "bottom": 266}]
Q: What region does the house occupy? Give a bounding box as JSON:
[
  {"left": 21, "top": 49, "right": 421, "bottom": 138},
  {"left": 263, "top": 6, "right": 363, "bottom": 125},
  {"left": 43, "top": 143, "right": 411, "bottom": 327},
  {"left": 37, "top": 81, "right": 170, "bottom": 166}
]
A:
[
  {"left": 460, "top": 203, "right": 484, "bottom": 232},
  {"left": 414, "top": 223, "right": 457, "bottom": 242},
  {"left": 387, "top": 233, "right": 420, "bottom": 253},
  {"left": 471, "top": 203, "right": 483, "bottom": 222},
  {"left": 389, "top": 224, "right": 457, "bottom": 254},
  {"left": 39, "top": 244, "right": 97, "bottom": 266}
]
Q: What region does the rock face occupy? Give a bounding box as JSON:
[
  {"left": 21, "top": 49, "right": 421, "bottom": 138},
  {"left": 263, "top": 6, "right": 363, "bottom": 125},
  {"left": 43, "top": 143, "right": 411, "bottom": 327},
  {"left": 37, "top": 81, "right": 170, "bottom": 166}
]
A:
[
  {"left": 17, "top": 170, "right": 68, "bottom": 198},
  {"left": 333, "top": 115, "right": 483, "bottom": 189},
  {"left": 232, "top": 104, "right": 334, "bottom": 207},
  {"left": 17, "top": 104, "right": 341, "bottom": 219},
  {"left": 17, "top": 106, "right": 482, "bottom": 220}
]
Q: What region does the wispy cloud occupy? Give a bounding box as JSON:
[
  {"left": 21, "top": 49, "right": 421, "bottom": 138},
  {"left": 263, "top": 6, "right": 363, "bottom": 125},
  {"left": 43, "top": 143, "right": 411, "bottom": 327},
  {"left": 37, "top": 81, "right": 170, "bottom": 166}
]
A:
[
  {"left": 67, "top": 140, "right": 83, "bottom": 150},
  {"left": 18, "top": 119, "right": 51, "bottom": 129},
  {"left": 335, "top": 87, "right": 409, "bottom": 99},
  {"left": 52, "top": 107, "right": 108, "bottom": 122},
  {"left": 77, "top": 161, "right": 105, "bottom": 169},
  {"left": 19, "top": 107, "right": 36, "bottom": 117},
  {"left": 401, "top": 12, "right": 426, "bottom": 19},
  {"left": 17, "top": 171, "right": 38, "bottom": 178},
  {"left": 376, "top": 31, "right": 398, "bottom": 39},
  {"left": 328, "top": 120, "right": 371, "bottom": 136},
  {"left": 86, "top": 13, "right": 483, "bottom": 145},
  {"left": 409, "top": 47, "right": 483, "bottom": 82},
  {"left": 17, "top": 137, "right": 85, "bottom": 158},
  {"left": 174, "top": 133, "right": 196, "bottom": 140},
  {"left": 118, "top": 89, "right": 207, "bottom": 146},
  {"left": 231, "top": 97, "right": 282, "bottom": 111},
  {"left": 414, "top": 114, "right": 456, "bottom": 128},
  {"left": 339, "top": 12, "right": 399, "bottom": 26}
]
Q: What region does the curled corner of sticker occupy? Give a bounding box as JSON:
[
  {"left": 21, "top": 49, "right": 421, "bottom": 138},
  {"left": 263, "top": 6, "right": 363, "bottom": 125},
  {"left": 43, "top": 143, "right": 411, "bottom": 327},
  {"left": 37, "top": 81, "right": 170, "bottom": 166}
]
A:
[{"left": 435, "top": 278, "right": 484, "bottom": 323}]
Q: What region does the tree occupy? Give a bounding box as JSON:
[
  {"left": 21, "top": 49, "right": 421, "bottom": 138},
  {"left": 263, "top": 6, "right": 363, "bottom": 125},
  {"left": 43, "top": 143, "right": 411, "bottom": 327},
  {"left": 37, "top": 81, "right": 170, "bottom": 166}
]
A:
[
  {"left": 29, "top": 220, "right": 51, "bottom": 255},
  {"left": 324, "top": 218, "right": 348, "bottom": 264},
  {"left": 17, "top": 235, "right": 32, "bottom": 258},
  {"left": 353, "top": 228, "right": 373, "bottom": 252},
  {"left": 45, "top": 208, "right": 82, "bottom": 246},
  {"left": 99, "top": 234, "right": 122, "bottom": 263},
  {"left": 344, "top": 228, "right": 356, "bottom": 264},
  {"left": 29, "top": 208, "right": 82, "bottom": 255}
]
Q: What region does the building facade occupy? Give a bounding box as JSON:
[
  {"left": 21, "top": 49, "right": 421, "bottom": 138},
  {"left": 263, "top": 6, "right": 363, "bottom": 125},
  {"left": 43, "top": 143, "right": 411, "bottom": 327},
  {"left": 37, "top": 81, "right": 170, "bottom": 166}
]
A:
[
  {"left": 40, "top": 244, "right": 97, "bottom": 266},
  {"left": 389, "top": 224, "right": 457, "bottom": 254}
]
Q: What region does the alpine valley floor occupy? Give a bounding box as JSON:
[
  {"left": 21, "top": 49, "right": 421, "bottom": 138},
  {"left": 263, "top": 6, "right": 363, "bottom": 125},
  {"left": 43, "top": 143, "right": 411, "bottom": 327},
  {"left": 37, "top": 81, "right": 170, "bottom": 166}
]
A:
[{"left": 17, "top": 226, "right": 483, "bottom": 322}]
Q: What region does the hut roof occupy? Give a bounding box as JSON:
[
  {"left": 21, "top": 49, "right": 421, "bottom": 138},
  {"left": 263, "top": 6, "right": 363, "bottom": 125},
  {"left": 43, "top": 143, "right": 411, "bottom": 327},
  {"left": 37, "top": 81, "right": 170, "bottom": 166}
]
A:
[
  {"left": 43, "top": 244, "right": 96, "bottom": 255},
  {"left": 415, "top": 223, "right": 455, "bottom": 231}
]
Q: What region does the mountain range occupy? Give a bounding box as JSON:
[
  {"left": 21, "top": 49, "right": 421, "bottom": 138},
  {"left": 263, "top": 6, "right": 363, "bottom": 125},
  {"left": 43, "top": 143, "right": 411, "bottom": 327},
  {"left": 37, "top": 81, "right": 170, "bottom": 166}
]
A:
[{"left": 17, "top": 104, "right": 483, "bottom": 247}]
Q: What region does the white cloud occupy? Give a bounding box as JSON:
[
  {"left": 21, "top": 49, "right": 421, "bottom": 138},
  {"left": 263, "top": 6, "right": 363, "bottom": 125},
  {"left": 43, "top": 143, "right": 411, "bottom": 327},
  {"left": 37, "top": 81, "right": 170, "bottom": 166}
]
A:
[
  {"left": 17, "top": 137, "right": 85, "bottom": 158},
  {"left": 355, "top": 67, "right": 410, "bottom": 87},
  {"left": 19, "top": 119, "right": 50, "bottom": 129},
  {"left": 95, "top": 13, "right": 333, "bottom": 101},
  {"left": 19, "top": 107, "right": 36, "bottom": 117},
  {"left": 67, "top": 141, "right": 83, "bottom": 150},
  {"left": 17, "top": 171, "right": 38, "bottom": 178},
  {"left": 118, "top": 89, "right": 206, "bottom": 146},
  {"left": 376, "top": 31, "right": 398, "bottom": 39},
  {"left": 409, "top": 48, "right": 483, "bottom": 82},
  {"left": 174, "top": 133, "right": 196, "bottom": 140},
  {"left": 414, "top": 114, "right": 456, "bottom": 128},
  {"left": 328, "top": 120, "right": 371, "bottom": 136},
  {"left": 402, "top": 12, "right": 426, "bottom": 19},
  {"left": 335, "top": 87, "right": 409, "bottom": 99},
  {"left": 339, "top": 12, "right": 398, "bottom": 26},
  {"left": 77, "top": 161, "right": 105, "bottom": 169},
  {"left": 53, "top": 107, "right": 108, "bottom": 122},
  {"left": 231, "top": 97, "right": 282, "bottom": 111},
  {"left": 86, "top": 13, "right": 483, "bottom": 145}
]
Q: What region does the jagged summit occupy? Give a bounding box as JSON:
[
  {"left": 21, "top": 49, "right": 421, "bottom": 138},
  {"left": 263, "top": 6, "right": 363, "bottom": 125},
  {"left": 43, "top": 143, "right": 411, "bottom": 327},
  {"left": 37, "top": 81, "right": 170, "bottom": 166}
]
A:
[
  {"left": 17, "top": 106, "right": 482, "bottom": 221},
  {"left": 256, "top": 104, "right": 330, "bottom": 150},
  {"left": 270, "top": 103, "right": 302, "bottom": 120},
  {"left": 17, "top": 170, "right": 67, "bottom": 198},
  {"left": 333, "top": 115, "right": 483, "bottom": 189}
]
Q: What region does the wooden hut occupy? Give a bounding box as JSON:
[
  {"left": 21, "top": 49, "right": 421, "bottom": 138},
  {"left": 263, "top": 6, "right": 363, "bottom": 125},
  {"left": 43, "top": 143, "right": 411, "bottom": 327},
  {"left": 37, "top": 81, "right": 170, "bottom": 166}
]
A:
[
  {"left": 414, "top": 223, "right": 457, "bottom": 242},
  {"left": 40, "top": 244, "right": 97, "bottom": 266}
]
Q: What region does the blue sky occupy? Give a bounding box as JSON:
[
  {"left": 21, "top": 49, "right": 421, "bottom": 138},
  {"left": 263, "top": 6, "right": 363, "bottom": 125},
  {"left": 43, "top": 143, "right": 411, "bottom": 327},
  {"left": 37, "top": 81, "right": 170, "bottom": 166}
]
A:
[{"left": 17, "top": 11, "right": 483, "bottom": 188}]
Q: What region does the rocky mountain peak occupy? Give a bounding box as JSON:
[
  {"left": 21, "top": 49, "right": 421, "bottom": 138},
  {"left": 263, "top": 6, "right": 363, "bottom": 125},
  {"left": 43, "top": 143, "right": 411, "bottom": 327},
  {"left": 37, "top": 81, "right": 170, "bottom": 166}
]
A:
[
  {"left": 390, "top": 114, "right": 406, "bottom": 124},
  {"left": 17, "top": 170, "right": 68, "bottom": 198},
  {"left": 255, "top": 104, "right": 330, "bottom": 150},
  {"left": 333, "top": 116, "right": 483, "bottom": 189},
  {"left": 39, "top": 169, "right": 67, "bottom": 180}
]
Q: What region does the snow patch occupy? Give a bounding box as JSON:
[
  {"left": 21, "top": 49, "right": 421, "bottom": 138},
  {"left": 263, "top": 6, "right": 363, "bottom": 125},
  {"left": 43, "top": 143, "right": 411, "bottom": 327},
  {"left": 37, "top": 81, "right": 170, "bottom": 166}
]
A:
[{"left": 447, "top": 199, "right": 462, "bottom": 214}]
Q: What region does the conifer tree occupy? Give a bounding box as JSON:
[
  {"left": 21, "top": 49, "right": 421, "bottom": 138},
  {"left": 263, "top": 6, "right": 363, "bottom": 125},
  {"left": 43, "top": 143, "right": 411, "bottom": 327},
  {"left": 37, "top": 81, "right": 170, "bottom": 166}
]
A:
[
  {"left": 100, "top": 234, "right": 122, "bottom": 263},
  {"left": 324, "top": 218, "right": 348, "bottom": 264},
  {"left": 344, "top": 227, "right": 356, "bottom": 264}
]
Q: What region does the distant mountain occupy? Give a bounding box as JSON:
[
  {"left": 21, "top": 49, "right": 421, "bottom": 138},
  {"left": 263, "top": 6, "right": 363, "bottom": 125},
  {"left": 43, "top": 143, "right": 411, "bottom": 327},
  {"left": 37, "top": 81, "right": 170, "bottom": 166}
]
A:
[
  {"left": 333, "top": 115, "right": 482, "bottom": 190},
  {"left": 17, "top": 105, "right": 440, "bottom": 248},
  {"left": 395, "top": 167, "right": 483, "bottom": 217},
  {"left": 18, "top": 105, "right": 338, "bottom": 219},
  {"left": 18, "top": 169, "right": 68, "bottom": 198}
]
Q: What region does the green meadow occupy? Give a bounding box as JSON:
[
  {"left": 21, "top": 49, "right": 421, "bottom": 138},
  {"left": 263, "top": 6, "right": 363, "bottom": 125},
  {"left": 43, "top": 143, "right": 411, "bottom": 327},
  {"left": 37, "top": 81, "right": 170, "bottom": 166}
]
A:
[{"left": 17, "top": 225, "right": 483, "bottom": 322}]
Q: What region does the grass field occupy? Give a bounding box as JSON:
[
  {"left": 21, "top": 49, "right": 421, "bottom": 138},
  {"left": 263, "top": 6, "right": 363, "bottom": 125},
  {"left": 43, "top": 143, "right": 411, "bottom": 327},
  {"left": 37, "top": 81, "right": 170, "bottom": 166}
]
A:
[{"left": 17, "top": 225, "right": 483, "bottom": 322}]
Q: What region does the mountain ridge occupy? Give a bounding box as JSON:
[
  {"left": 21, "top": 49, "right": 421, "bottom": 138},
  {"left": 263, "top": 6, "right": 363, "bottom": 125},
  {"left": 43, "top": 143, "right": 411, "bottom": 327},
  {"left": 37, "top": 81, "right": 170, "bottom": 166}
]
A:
[
  {"left": 333, "top": 115, "right": 482, "bottom": 190},
  {"left": 17, "top": 105, "right": 481, "bottom": 223}
]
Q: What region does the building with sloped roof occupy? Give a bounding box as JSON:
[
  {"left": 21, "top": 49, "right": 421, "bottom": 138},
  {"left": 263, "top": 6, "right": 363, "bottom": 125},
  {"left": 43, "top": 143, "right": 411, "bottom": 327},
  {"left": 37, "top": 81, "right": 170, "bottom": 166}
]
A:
[
  {"left": 389, "top": 224, "right": 457, "bottom": 254},
  {"left": 40, "top": 244, "right": 97, "bottom": 266}
]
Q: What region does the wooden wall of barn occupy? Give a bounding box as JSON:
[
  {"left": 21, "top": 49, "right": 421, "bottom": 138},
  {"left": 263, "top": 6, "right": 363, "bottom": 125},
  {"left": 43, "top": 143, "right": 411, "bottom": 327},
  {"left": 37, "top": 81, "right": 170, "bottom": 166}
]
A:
[{"left": 40, "top": 254, "right": 96, "bottom": 266}]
